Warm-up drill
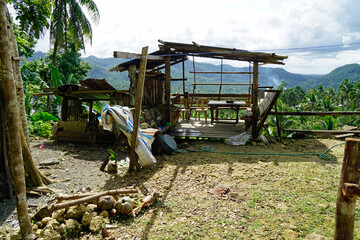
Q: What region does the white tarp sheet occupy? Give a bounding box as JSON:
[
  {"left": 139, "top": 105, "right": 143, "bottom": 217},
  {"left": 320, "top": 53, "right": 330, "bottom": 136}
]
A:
[{"left": 99, "top": 105, "right": 156, "bottom": 167}]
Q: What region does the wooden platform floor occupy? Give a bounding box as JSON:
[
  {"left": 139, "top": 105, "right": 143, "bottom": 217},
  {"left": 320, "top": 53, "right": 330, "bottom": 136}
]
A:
[{"left": 171, "top": 119, "right": 245, "bottom": 139}]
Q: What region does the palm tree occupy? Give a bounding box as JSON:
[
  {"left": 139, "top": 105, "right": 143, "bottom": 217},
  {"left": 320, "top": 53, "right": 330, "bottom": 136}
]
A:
[{"left": 50, "top": 0, "right": 100, "bottom": 66}]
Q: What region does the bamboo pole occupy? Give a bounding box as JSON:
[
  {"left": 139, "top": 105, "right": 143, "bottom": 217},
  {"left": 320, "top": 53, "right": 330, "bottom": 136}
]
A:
[
  {"left": 129, "top": 46, "right": 148, "bottom": 171},
  {"left": 334, "top": 138, "right": 360, "bottom": 240}
]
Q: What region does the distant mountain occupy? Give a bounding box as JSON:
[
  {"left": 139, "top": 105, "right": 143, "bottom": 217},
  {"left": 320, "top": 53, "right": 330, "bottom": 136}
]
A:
[
  {"left": 28, "top": 52, "right": 360, "bottom": 91},
  {"left": 83, "top": 55, "right": 313, "bottom": 91},
  {"left": 299, "top": 64, "right": 360, "bottom": 89}
]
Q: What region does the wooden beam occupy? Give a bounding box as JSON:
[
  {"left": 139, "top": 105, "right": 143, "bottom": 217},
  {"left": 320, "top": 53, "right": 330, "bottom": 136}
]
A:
[
  {"left": 189, "top": 93, "right": 251, "bottom": 98},
  {"left": 129, "top": 46, "right": 148, "bottom": 171},
  {"left": 334, "top": 138, "right": 360, "bottom": 240},
  {"left": 189, "top": 71, "right": 252, "bottom": 74},
  {"left": 192, "top": 83, "right": 252, "bottom": 86},
  {"left": 113, "top": 51, "right": 164, "bottom": 60},
  {"left": 33, "top": 89, "right": 129, "bottom": 97}
]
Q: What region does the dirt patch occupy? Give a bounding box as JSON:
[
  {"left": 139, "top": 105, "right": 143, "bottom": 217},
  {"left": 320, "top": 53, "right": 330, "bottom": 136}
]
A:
[{"left": 1, "top": 137, "right": 359, "bottom": 239}]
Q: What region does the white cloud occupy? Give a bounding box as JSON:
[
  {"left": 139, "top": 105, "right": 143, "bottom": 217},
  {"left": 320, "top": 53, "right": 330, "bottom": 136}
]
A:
[{"left": 34, "top": 0, "right": 360, "bottom": 74}]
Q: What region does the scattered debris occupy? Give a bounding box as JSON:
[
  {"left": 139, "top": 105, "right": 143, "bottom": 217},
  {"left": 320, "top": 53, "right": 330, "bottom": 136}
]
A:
[{"left": 130, "top": 193, "right": 159, "bottom": 216}]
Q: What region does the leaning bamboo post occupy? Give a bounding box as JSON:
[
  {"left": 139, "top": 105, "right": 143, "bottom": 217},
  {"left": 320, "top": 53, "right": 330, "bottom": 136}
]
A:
[
  {"left": 334, "top": 138, "right": 360, "bottom": 240},
  {"left": 129, "top": 46, "right": 148, "bottom": 171}
]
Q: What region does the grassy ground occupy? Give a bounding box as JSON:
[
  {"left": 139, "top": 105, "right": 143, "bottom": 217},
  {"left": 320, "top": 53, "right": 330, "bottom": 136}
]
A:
[
  {"left": 95, "top": 138, "right": 357, "bottom": 239},
  {"left": 2, "top": 137, "right": 356, "bottom": 239}
]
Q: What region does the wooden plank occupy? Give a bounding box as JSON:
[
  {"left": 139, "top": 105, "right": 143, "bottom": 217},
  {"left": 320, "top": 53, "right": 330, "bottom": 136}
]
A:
[
  {"left": 192, "top": 83, "right": 252, "bottom": 86},
  {"left": 113, "top": 51, "right": 164, "bottom": 60},
  {"left": 33, "top": 89, "right": 129, "bottom": 96},
  {"left": 335, "top": 133, "right": 355, "bottom": 139},
  {"left": 190, "top": 71, "right": 252, "bottom": 74},
  {"left": 334, "top": 138, "right": 360, "bottom": 240},
  {"left": 189, "top": 93, "right": 251, "bottom": 98},
  {"left": 129, "top": 46, "right": 148, "bottom": 171}
]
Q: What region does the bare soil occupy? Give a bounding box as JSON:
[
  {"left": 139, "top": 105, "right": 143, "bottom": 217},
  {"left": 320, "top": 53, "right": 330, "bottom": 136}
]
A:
[{"left": 1, "top": 136, "right": 359, "bottom": 239}]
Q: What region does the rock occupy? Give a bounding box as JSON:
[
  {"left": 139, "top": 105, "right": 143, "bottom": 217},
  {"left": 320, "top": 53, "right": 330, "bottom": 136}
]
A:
[
  {"left": 107, "top": 163, "right": 118, "bottom": 173},
  {"left": 81, "top": 211, "right": 92, "bottom": 227},
  {"left": 65, "top": 204, "right": 86, "bottom": 221},
  {"left": 101, "top": 228, "right": 110, "bottom": 238},
  {"left": 89, "top": 216, "right": 104, "bottom": 233},
  {"left": 99, "top": 210, "right": 109, "bottom": 218},
  {"left": 45, "top": 219, "right": 60, "bottom": 231},
  {"left": 283, "top": 229, "right": 298, "bottom": 240},
  {"left": 97, "top": 195, "right": 116, "bottom": 211},
  {"left": 39, "top": 158, "right": 60, "bottom": 166},
  {"left": 8, "top": 228, "right": 21, "bottom": 240},
  {"left": 40, "top": 228, "right": 61, "bottom": 240},
  {"left": 109, "top": 208, "right": 117, "bottom": 218},
  {"left": 58, "top": 223, "right": 66, "bottom": 236},
  {"left": 303, "top": 233, "right": 330, "bottom": 240},
  {"left": 41, "top": 217, "right": 53, "bottom": 226},
  {"left": 32, "top": 223, "right": 39, "bottom": 232},
  {"left": 52, "top": 208, "right": 66, "bottom": 222},
  {"left": 34, "top": 206, "right": 52, "bottom": 221},
  {"left": 65, "top": 219, "right": 82, "bottom": 233},
  {"left": 86, "top": 204, "right": 97, "bottom": 213},
  {"left": 0, "top": 230, "right": 8, "bottom": 239}
]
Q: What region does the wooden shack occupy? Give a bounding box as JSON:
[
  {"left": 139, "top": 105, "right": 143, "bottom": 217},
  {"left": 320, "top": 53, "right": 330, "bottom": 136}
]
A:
[
  {"left": 110, "top": 40, "right": 287, "bottom": 139},
  {"left": 34, "top": 78, "right": 129, "bottom": 143}
]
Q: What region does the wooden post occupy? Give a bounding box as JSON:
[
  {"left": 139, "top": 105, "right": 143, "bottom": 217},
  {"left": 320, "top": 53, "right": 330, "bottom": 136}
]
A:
[
  {"left": 129, "top": 46, "right": 148, "bottom": 171},
  {"left": 274, "top": 103, "right": 281, "bottom": 137},
  {"left": 251, "top": 62, "right": 259, "bottom": 139},
  {"left": 165, "top": 54, "right": 171, "bottom": 122},
  {"left": 182, "top": 61, "right": 186, "bottom": 95},
  {"left": 334, "top": 138, "right": 360, "bottom": 240}
]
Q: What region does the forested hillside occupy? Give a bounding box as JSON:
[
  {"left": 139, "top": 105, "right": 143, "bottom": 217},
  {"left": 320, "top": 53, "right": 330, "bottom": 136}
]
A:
[{"left": 299, "top": 63, "right": 360, "bottom": 89}]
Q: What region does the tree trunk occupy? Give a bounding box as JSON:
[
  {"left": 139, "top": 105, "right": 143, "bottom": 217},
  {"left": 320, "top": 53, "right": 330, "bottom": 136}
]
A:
[{"left": 0, "top": 1, "right": 33, "bottom": 238}]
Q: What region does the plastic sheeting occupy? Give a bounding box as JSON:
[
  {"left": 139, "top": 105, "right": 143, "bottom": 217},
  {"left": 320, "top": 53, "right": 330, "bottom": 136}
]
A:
[{"left": 99, "top": 105, "right": 156, "bottom": 167}]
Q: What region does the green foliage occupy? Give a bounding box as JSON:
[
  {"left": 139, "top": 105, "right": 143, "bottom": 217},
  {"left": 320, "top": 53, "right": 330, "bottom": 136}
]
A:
[
  {"left": 28, "top": 112, "right": 58, "bottom": 138},
  {"left": 108, "top": 148, "right": 116, "bottom": 161},
  {"left": 7, "top": 0, "right": 52, "bottom": 57},
  {"left": 50, "top": 0, "right": 100, "bottom": 55}
]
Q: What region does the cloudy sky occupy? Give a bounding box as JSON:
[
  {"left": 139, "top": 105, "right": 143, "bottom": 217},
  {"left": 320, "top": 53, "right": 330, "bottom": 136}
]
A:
[{"left": 34, "top": 0, "right": 360, "bottom": 75}]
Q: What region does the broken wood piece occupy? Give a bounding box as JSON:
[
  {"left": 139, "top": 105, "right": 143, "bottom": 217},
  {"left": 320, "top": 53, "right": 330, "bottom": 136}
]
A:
[
  {"left": 342, "top": 183, "right": 360, "bottom": 197},
  {"left": 130, "top": 192, "right": 159, "bottom": 216},
  {"left": 113, "top": 51, "right": 164, "bottom": 60},
  {"left": 50, "top": 188, "right": 138, "bottom": 211},
  {"left": 335, "top": 133, "right": 355, "bottom": 139},
  {"left": 55, "top": 193, "right": 93, "bottom": 201}
]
